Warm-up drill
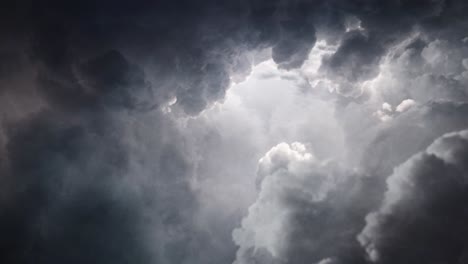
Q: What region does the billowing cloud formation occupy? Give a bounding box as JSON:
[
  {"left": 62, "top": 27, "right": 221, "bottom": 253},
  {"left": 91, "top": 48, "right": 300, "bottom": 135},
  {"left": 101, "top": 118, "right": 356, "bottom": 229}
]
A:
[
  {"left": 233, "top": 142, "right": 334, "bottom": 263},
  {"left": 0, "top": 50, "right": 209, "bottom": 263},
  {"left": 2, "top": 0, "right": 468, "bottom": 112},
  {"left": 359, "top": 130, "right": 468, "bottom": 264},
  {"left": 233, "top": 143, "right": 369, "bottom": 264},
  {"left": 2, "top": 0, "right": 468, "bottom": 264}
]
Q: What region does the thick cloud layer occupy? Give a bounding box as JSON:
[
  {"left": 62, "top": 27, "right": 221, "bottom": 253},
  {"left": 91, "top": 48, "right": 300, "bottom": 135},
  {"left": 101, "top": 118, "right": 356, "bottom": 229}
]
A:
[
  {"left": 359, "top": 130, "right": 468, "bottom": 264},
  {"left": 2, "top": 0, "right": 467, "bottom": 111},
  {"left": 1, "top": 1, "right": 468, "bottom": 264},
  {"left": 233, "top": 142, "right": 373, "bottom": 264}
]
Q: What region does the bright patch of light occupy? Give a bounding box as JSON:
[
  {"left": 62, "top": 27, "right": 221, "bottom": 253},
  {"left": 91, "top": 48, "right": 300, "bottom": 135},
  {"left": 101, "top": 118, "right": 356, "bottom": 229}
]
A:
[
  {"left": 396, "top": 99, "right": 416, "bottom": 112},
  {"left": 301, "top": 40, "right": 338, "bottom": 76}
]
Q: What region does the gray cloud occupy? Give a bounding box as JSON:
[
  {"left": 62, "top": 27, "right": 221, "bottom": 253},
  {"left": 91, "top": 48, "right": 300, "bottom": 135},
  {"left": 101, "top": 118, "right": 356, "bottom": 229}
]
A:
[
  {"left": 359, "top": 130, "right": 468, "bottom": 264},
  {"left": 319, "top": 31, "right": 384, "bottom": 95},
  {"left": 233, "top": 142, "right": 370, "bottom": 264},
  {"left": 2, "top": 1, "right": 468, "bottom": 264}
]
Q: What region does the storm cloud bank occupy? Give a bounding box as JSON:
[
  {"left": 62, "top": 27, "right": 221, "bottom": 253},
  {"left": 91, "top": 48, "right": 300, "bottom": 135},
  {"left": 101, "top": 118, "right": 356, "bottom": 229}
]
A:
[{"left": 1, "top": 0, "right": 468, "bottom": 264}]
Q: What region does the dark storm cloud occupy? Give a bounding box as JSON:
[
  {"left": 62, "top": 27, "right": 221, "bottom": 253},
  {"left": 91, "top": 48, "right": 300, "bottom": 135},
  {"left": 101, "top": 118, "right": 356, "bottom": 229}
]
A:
[
  {"left": 331, "top": 100, "right": 468, "bottom": 228},
  {"left": 362, "top": 101, "right": 468, "bottom": 181},
  {"left": 321, "top": 31, "right": 383, "bottom": 83},
  {"left": 35, "top": 49, "right": 153, "bottom": 111},
  {"left": 2, "top": 0, "right": 468, "bottom": 108},
  {"left": 359, "top": 130, "right": 468, "bottom": 264},
  {"left": 0, "top": 47, "right": 201, "bottom": 263},
  {"left": 0, "top": 107, "right": 206, "bottom": 263},
  {"left": 0, "top": 111, "right": 154, "bottom": 264},
  {"left": 271, "top": 7, "right": 317, "bottom": 69},
  {"left": 77, "top": 50, "right": 155, "bottom": 110},
  {"left": 1, "top": 1, "right": 468, "bottom": 264},
  {"left": 319, "top": 31, "right": 384, "bottom": 95},
  {"left": 3, "top": 0, "right": 321, "bottom": 115}
]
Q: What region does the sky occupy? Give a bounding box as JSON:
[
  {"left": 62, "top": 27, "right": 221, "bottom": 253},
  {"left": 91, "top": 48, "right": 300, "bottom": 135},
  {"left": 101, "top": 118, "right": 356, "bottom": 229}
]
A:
[{"left": 1, "top": 1, "right": 468, "bottom": 264}]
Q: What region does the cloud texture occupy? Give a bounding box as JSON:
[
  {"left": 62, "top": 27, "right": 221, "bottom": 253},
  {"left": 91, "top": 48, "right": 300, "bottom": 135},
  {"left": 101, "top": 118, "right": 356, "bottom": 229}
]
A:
[{"left": 1, "top": 1, "right": 468, "bottom": 264}]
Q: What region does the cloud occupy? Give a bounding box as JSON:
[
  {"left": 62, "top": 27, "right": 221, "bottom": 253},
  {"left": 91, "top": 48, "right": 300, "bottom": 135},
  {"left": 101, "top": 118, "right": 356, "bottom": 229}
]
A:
[
  {"left": 2, "top": 1, "right": 468, "bottom": 264},
  {"left": 233, "top": 142, "right": 331, "bottom": 262},
  {"left": 0, "top": 110, "right": 155, "bottom": 263},
  {"left": 0, "top": 48, "right": 208, "bottom": 263},
  {"left": 358, "top": 130, "right": 468, "bottom": 264},
  {"left": 361, "top": 101, "right": 468, "bottom": 179},
  {"left": 233, "top": 142, "right": 370, "bottom": 264},
  {"left": 271, "top": 15, "right": 316, "bottom": 69},
  {"left": 3, "top": 0, "right": 467, "bottom": 114},
  {"left": 34, "top": 49, "right": 155, "bottom": 111},
  {"left": 319, "top": 31, "right": 384, "bottom": 96}
]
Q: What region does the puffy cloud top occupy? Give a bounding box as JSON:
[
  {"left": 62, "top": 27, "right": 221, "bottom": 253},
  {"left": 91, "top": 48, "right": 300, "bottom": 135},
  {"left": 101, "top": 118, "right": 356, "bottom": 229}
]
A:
[{"left": 359, "top": 130, "right": 468, "bottom": 264}]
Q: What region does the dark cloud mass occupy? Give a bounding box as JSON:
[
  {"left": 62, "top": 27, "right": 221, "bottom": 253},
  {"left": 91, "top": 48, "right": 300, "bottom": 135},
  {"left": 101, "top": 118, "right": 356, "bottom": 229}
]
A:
[
  {"left": 359, "top": 130, "right": 468, "bottom": 264},
  {"left": 1, "top": 0, "right": 468, "bottom": 264}
]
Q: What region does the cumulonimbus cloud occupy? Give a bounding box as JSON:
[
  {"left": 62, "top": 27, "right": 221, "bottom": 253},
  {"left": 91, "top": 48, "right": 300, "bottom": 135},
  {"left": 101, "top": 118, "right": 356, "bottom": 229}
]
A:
[
  {"left": 1, "top": 1, "right": 468, "bottom": 264},
  {"left": 359, "top": 130, "right": 468, "bottom": 264}
]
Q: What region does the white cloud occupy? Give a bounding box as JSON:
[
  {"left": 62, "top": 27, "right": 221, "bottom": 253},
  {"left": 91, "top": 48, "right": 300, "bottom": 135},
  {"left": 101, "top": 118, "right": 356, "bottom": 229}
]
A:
[
  {"left": 395, "top": 99, "right": 416, "bottom": 112},
  {"left": 233, "top": 142, "right": 343, "bottom": 263}
]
